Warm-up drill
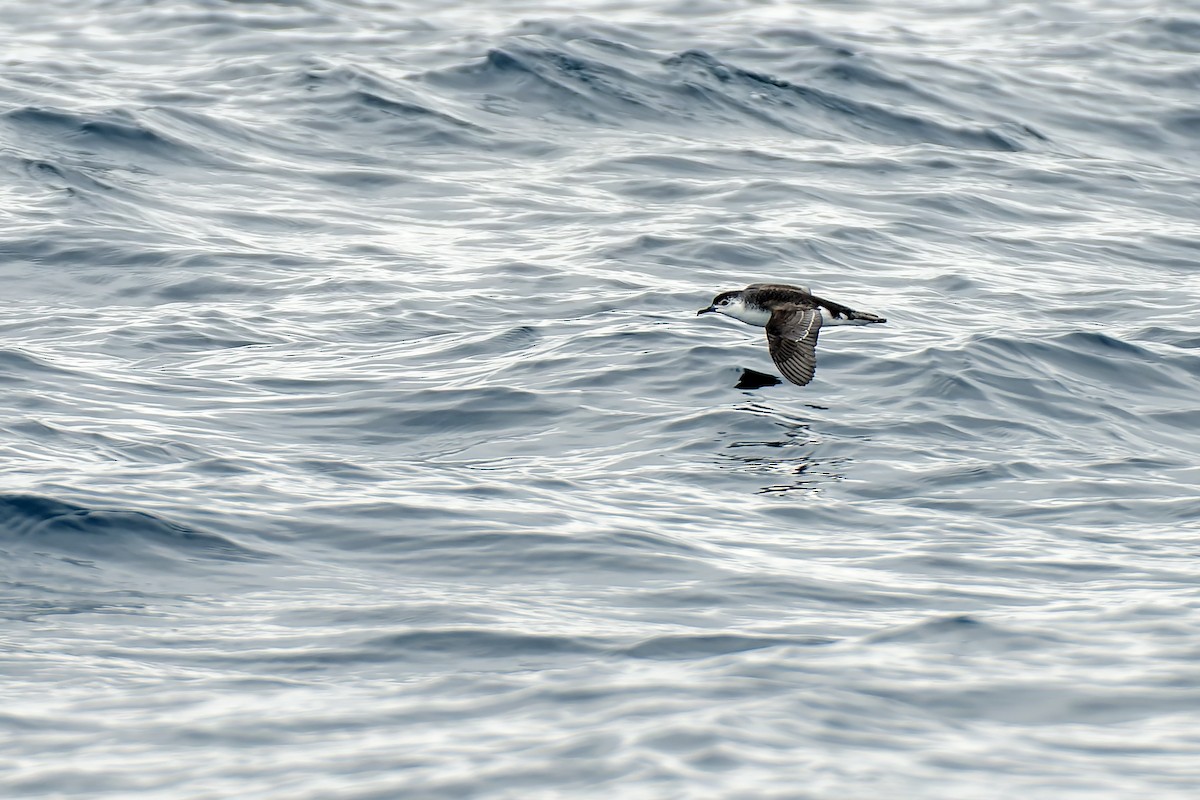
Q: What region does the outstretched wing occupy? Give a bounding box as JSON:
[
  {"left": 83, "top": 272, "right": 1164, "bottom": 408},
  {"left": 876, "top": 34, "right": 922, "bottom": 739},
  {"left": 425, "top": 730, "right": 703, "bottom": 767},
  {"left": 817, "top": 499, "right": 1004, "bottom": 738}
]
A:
[{"left": 765, "top": 305, "right": 822, "bottom": 387}]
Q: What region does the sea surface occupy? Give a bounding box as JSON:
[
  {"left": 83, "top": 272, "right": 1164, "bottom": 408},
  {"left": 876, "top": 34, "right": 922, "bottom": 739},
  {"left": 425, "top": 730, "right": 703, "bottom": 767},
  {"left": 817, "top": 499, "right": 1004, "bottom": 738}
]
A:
[{"left": 2, "top": 1, "right": 1199, "bottom": 797}]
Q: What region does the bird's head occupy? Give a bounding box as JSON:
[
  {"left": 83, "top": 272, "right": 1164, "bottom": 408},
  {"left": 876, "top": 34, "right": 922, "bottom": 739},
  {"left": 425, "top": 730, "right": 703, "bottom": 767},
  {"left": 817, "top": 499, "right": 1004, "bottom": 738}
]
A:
[{"left": 697, "top": 290, "right": 743, "bottom": 317}]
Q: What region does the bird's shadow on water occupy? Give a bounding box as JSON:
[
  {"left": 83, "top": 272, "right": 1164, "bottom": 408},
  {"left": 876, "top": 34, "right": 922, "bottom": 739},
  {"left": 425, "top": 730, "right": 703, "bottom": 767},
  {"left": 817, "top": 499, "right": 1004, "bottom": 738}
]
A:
[
  {"left": 734, "top": 367, "right": 781, "bottom": 390},
  {"left": 714, "top": 386, "right": 848, "bottom": 495}
]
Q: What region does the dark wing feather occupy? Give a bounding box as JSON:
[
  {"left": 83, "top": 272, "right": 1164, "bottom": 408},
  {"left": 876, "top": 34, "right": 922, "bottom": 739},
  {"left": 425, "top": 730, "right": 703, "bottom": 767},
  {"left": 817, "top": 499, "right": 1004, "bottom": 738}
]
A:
[
  {"left": 745, "top": 283, "right": 813, "bottom": 306},
  {"left": 765, "top": 306, "right": 822, "bottom": 387}
]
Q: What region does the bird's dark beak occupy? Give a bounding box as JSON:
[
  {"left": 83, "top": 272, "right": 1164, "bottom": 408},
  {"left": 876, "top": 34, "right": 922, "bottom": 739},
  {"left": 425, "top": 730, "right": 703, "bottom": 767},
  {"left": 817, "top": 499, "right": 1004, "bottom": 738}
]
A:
[{"left": 697, "top": 306, "right": 715, "bottom": 316}]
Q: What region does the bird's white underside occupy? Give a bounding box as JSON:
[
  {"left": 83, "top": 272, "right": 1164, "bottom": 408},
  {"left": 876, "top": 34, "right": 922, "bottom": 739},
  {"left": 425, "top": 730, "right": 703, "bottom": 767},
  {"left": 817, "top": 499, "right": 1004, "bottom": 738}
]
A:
[
  {"left": 718, "top": 298, "right": 772, "bottom": 326},
  {"left": 717, "top": 298, "right": 871, "bottom": 328}
]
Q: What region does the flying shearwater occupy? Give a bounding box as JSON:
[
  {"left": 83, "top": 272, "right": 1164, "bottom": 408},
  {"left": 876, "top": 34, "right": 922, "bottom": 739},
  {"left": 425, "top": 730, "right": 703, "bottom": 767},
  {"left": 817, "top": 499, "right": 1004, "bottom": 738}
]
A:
[{"left": 698, "top": 283, "right": 886, "bottom": 387}]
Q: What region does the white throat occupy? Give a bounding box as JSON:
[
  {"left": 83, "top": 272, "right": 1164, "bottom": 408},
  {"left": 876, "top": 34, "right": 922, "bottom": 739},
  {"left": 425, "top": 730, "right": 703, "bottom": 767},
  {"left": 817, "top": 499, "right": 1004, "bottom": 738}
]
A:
[{"left": 719, "top": 297, "right": 772, "bottom": 327}]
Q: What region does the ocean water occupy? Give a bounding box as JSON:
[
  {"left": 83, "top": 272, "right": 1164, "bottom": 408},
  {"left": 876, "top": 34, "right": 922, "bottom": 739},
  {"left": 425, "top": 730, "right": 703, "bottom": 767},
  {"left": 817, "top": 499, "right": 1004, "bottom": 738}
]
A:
[{"left": 2, "top": 0, "right": 1199, "bottom": 796}]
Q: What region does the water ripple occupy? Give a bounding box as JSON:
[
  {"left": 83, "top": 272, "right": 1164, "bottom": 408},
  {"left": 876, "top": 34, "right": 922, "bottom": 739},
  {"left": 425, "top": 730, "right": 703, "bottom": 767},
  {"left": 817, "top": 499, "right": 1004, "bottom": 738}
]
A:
[{"left": 1, "top": 1, "right": 1198, "bottom": 798}]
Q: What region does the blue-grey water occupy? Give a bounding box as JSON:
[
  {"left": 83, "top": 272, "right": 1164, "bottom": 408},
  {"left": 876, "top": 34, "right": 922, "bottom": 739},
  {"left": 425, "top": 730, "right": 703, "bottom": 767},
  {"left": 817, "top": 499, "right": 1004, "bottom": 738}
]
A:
[{"left": 2, "top": 1, "right": 1199, "bottom": 797}]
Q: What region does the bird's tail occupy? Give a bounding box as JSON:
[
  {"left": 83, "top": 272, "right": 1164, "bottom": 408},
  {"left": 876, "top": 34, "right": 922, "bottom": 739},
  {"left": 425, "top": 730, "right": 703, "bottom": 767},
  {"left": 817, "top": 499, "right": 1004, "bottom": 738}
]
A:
[{"left": 814, "top": 296, "right": 887, "bottom": 326}]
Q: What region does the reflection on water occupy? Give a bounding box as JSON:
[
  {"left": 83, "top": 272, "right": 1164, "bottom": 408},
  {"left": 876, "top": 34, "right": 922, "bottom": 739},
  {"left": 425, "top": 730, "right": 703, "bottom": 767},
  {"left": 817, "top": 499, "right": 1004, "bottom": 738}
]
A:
[{"left": 718, "top": 402, "right": 849, "bottom": 494}]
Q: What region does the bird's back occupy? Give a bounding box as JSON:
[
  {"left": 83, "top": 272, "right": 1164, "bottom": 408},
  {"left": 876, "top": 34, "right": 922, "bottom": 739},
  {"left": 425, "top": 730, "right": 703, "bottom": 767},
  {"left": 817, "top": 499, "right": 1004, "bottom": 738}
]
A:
[{"left": 744, "top": 283, "right": 815, "bottom": 308}]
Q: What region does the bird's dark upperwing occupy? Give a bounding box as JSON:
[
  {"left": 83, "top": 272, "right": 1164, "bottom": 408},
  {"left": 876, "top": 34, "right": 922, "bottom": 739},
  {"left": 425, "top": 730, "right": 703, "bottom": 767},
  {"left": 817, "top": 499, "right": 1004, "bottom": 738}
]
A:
[
  {"left": 765, "top": 305, "right": 822, "bottom": 386},
  {"left": 745, "top": 283, "right": 812, "bottom": 305}
]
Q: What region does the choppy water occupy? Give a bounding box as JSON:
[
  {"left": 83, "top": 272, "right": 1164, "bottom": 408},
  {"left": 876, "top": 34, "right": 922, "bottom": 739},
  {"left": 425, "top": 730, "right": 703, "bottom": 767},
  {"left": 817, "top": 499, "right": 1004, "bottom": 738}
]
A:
[{"left": 2, "top": 1, "right": 1200, "bottom": 797}]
